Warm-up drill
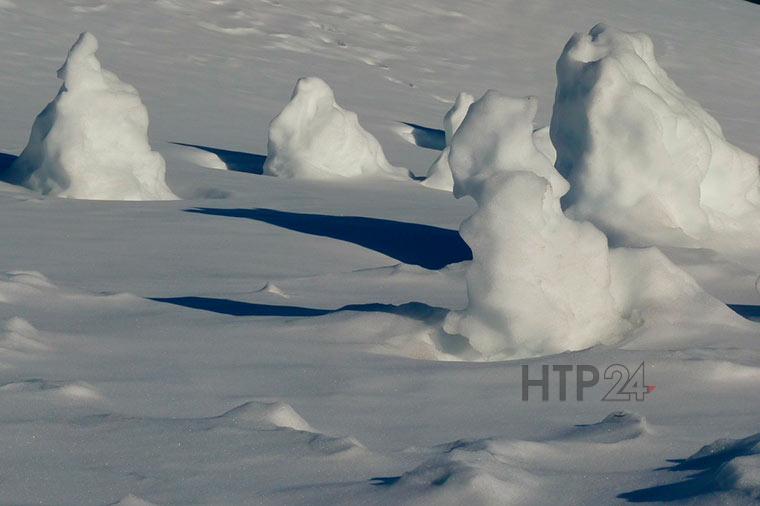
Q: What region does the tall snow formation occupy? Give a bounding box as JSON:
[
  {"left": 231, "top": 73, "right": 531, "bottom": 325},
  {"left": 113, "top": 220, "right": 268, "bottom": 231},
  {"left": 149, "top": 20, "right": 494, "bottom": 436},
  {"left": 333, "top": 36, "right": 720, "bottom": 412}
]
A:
[
  {"left": 448, "top": 91, "right": 569, "bottom": 199},
  {"left": 442, "top": 92, "right": 739, "bottom": 359},
  {"left": 551, "top": 24, "right": 760, "bottom": 248},
  {"left": 264, "top": 77, "right": 410, "bottom": 180},
  {"left": 423, "top": 92, "right": 474, "bottom": 191},
  {"left": 3, "top": 33, "right": 176, "bottom": 201}
]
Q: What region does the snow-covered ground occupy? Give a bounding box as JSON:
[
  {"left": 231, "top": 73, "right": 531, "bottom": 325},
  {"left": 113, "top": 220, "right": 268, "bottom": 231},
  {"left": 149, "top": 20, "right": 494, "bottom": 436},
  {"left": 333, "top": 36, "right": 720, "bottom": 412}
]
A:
[{"left": 1, "top": 0, "right": 760, "bottom": 504}]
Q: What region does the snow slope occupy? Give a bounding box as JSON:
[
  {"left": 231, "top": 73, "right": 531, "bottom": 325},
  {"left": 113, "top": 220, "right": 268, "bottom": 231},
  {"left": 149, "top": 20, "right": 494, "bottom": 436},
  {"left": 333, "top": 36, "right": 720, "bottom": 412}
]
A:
[{"left": 1, "top": 0, "right": 760, "bottom": 505}]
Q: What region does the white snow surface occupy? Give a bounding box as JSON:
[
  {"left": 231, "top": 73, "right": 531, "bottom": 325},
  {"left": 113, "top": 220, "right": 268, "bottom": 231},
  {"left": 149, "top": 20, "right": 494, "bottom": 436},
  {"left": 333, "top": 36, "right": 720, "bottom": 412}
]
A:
[
  {"left": 264, "top": 77, "right": 410, "bottom": 180},
  {"left": 3, "top": 33, "right": 176, "bottom": 200},
  {"left": 1, "top": 1, "right": 760, "bottom": 505}
]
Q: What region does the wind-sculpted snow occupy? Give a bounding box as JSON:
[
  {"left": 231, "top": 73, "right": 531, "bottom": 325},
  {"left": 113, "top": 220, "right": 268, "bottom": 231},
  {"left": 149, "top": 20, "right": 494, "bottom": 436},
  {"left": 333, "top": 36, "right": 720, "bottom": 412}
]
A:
[
  {"left": 551, "top": 24, "right": 760, "bottom": 253},
  {"left": 440, "top": 92, "right": 745, "bottom": 359},
  {"left": 264, "top": 77, "right": 410, "bottom": 180},
  {"left": 326, "top": 411, "right": 659, "bottom": 506},
  {"left": 423, "top": 92, "right": 474, "bottom": 192},
  {"left": 3, "top": 33, "right": 176, "bottom": 200},
  {"left": 448, "top": 92, "right": 569, "bottom": 199}
]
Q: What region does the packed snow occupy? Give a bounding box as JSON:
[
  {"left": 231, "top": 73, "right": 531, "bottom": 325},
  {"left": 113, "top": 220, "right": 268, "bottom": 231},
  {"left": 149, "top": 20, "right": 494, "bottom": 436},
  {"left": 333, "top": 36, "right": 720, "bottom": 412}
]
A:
[
  {"left": 422, "top": 91, "right": 473, "bottom": 191},
  {"left": 438, "top": 92, "right": 744, "bottom": 358},
  {"left": 552, "top": 24, "right": 760, "bottom": 258},
  {"left": 264, "top": 77, "right": 410, "bottom": 180},
  {"left": 1, "top": 1, "right": 760, "bottom": 505},
  {"left": 3, "top": 33, "right": 176, "bottom": 201}
]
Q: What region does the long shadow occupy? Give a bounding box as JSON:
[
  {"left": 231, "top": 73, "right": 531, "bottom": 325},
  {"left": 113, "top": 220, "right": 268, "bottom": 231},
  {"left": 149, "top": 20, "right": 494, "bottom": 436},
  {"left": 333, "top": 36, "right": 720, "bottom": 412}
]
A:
[
  {"left": 399, "top": 122, "right": 446, "bottom": 151},
  {"left": 619, "top": 432, "right": 760, "bottom": 502},
  {"left": 172, "top": 142, "right": 266, "bottom": 174},
  {"left": 150, "top": 297, "right": 444, "bottom": 321},
  {"left": 187, "top": 208, "right": 472, "bottom": 270},
  {"left": 728, "top": 304, "right": 760, "bottom": 320},
  {"left": 0, "top": 152, "right": 18, "bottom": 172}
]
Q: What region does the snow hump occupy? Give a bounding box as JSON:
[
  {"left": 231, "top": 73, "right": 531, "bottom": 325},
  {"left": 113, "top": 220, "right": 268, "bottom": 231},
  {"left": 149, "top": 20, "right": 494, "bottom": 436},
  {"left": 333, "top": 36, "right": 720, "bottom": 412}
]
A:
[
  {"left": 264, "top": 77, "right": 410, "bottom": 180},
  {"left": 441, "top": 92, "right": 740, "bottom": 359},
  {"left": 3, "top": 32, "right": 177, "bottom": 201},
  {"left": 551, "top": 24, "right": 760, "bottom": 247}
]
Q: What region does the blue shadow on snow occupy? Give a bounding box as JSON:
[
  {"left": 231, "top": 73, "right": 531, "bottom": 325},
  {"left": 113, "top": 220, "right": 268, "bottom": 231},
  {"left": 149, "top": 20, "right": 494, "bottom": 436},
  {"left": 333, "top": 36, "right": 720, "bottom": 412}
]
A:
[
  {"left": 0, "top": 152, "right": 18, "bottom": 172},
  {"left": 186, "top": 207, "right": 472, "bottom": 270},
  {"left": 619, "top": 433, "right": 760, "bottom": 502},
  {"left": 172, "top": 142, "right": 266, "bottom": 174},
  {"left": 150, "top": 297, "right": 444, "bottom": 321}
]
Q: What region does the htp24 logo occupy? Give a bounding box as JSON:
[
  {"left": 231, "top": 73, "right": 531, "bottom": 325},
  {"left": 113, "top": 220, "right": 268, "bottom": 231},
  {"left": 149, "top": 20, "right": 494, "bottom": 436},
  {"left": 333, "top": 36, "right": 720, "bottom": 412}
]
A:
[{"left": 521, "top": 362, "right": 655, "bottom": 401}]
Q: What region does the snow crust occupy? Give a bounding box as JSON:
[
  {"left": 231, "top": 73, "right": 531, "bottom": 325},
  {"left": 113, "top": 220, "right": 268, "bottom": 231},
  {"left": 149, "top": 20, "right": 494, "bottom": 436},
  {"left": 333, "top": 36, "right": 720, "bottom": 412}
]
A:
[
  {"left": 551, "top": 24, "right": 760, "bottom": 251},
  {"left": 264, "top": 77, "right": 410, "bottom": 180},
  {"left": 3, "top": 33, "right": 176, "bottom": 200},
  {"left": 442, "top": 91, "right": 740, "bottom": 358}
]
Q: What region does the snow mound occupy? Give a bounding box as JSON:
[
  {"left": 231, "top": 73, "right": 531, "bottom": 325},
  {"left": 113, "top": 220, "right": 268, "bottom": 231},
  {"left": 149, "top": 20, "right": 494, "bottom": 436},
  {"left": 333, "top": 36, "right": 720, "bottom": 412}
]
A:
[
  {"left": 551, "top": 24, "right": 760, "bottom": 249},
  {"left": 449, "top": 91, "right": 570, "bottom": 198},
  {"left": 264, "top": 77, "right": 410, "bottom": 180},
  {"left": 687, "top": 432, "right": 760, "bottom": 462},
  {"left": 0, "top": 317, "right": 49, "bottom": 353},
  {"left": 381, "top": 450, "right": 537, "bottom": 506},
  {"left": 0, "top": 270, "right": 137, "bottom": 309},
  {"left": 172, "top": 144, "right": 228, "bottom": 171},
  {"left": 716, "top": 454, "right": 760, "bottom": 499},
  {"left": 0, "top": 379, "right": 102, "bottom": 402},
  {"left": 440, "top": 93, "right": 742, "bottom": 359},
  {"left": 307, "top": 433, "right": 365, "bottom": 456},
  {"left": 0, "top": 271, "right": 56, "bottom": 303},
  {"left": 112, "top": 495, "right": 158, "bottom": 506},
  {"left": 423, "top": 92, "right": 474, "bottom": 191},
  {"left": 256, "top": 282, "right": 289, "bottom": 298},
  {"left": 3, "top": 32, "right": 177, "bottom": 201},
  {"left": 568, "top": 411, "right": 650, "bottom": 443},
  {"left": 218, "top": 400, "right": 313, "bottom": 432},
  {"left": 686, "top": 432, "right": 760, "bottom": 499}
]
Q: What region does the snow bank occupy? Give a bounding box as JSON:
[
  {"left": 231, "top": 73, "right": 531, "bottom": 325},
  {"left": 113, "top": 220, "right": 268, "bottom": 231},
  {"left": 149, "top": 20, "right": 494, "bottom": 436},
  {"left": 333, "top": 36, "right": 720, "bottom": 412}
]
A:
[
  {"left": 551, "top": 24, "right": 760, "bottom": 248},
  {"left": 442, "top": 92, "right": 739, "bottom": 359},
  {"left": 3, "top": 33, "right": 176, "bottom": 200},
  {"left": 264, "top": 77, "right": 410, "bottom": 180},
  {"left": 423, "top": 92, "right": 474, "bottom": 191}
]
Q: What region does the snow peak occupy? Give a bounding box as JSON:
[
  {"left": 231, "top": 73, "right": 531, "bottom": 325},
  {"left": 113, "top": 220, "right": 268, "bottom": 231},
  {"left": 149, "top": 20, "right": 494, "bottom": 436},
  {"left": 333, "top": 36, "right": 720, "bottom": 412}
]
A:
[{"left": 521, "top": 363, "right": 655, "bottom": 402}]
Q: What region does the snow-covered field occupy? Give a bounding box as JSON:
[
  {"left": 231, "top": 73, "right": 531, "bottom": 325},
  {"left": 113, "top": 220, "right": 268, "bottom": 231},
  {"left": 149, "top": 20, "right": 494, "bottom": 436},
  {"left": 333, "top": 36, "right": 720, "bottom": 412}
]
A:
[{"left": 1, "top": 0, "right": 760, "bottom": 504}]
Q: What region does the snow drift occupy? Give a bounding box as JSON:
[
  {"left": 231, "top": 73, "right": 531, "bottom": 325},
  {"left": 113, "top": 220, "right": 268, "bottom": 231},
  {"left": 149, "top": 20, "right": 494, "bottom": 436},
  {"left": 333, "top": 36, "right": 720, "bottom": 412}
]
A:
[
  {"left": 264, "top": 77, "right": 410, "bottom": 180},
  {"left": 551, "top": 24, "right": 760, "bottom": 249},
  {"left": 441, "top": 91, "right": 741, "bottom": 359},
  {"left": 423, "top": 92, "right": 474, "bottom": 191},
  {"left": 3, "top": 32, "right": 176, "bottom": 200}
]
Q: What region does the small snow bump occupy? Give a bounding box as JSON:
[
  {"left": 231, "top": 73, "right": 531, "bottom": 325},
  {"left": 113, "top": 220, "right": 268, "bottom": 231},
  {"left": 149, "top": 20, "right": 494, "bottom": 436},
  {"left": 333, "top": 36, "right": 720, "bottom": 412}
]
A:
[
  {"left": 258, "top": 282, "right": 289, "bottom": 298},
  {"left": 112, "top": 495, "right": 158, "bottom": 506},
  {"left": 220, "top": 400, "right": 313, "bottom": 432}
]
